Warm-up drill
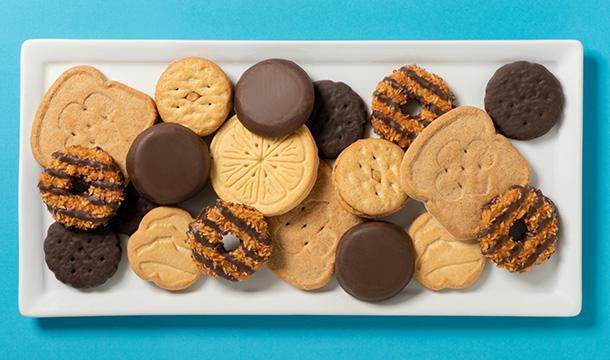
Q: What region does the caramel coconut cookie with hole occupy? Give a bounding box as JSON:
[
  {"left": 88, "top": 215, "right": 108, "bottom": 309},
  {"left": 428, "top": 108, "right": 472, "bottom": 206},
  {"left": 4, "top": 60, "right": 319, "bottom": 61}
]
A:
[
  {"left": 31, "top": 65, "right": 157, "bottom": 181},
  {"left": 187, "top": 200, "right": 273, "bottom": 282},
  {"left": 371, "top": 64, "right": 455, "bottom": 149},
  {"left": 332, "top": 138, "right": 408, "bottom": 218},
  {"left": 266, "top": 160, "right": 364, "bottom": 290},
  {"left": 38, "top": 145, "right": 125, "bottom": 229},
  {"left": 155, "top": 57, "right": 233, "bottom": 136},
  {"left": 477, "top": 185, "right": 558, "bottom": 273}
]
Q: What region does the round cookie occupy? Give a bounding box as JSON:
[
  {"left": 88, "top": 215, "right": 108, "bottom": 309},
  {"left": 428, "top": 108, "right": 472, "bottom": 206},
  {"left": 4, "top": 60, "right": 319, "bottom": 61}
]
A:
[
  {"left": 210, "top": 115, "right": 319, "bottom": 216},
  {"left": 155, "top": 57, "right": 233, "bottom": 136},
  {"left": 126, "top": 122, "right": 211, "bottom": 205},
  {"left": 127, "top": 207, "right": 200, "bottom": 290},
  {"left": 332, "top": 138, "right": 408, "bottom": 218},
  {"left": 477, "top": 185, "right": 558, "bottom": 273},
  {"left": 408, "top": 212, "right": 485, "bottom": 290},
  {"left": 187, "top": 200, "right": 273, "bottom": 282},
  {"left": 266, "top": 160, "right": 364, "bottom": 290},
  {"left": 234, "top": 59, "right": 314, "bottom": 138},
  {"left": 44, "top": 222, "right": 122, "bottom": 289},
  {"left": 335, "top": 221, "right": 414, "bottom": 302},
  {"left": 38, "top": 145, "right": 125, "bottom": 229},
  {"left": 110, "top": 183, "right": 158, "bottom": 236},
  {"left": 484, "top": 61, "right": 564, "bottom": 140},
  {"left": 371, "top": 64, "right": 455, "bottom": 149},
  {"left": 305, "top": 80, "right": 368, "bottom": 159}
]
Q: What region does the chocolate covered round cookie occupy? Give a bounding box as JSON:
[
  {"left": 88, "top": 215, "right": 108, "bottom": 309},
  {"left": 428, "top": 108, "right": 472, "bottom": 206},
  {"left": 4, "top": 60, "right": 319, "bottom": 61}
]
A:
[
  {"left": 306, "top": 80, "right": 368, "bottom": 159},
  {"left": 335, "top": 221, "right": 414, "bottom": 302},
  {"left": 110, "top": 183, "right": 158, "bottom": 236},
  {"left": 234, "top": 59, "right": 314, "bottom": 137},
  {"left": 126, "top": 122, "right": 211, "bottom": 205},
  {"left": 484, "top": 61, "right": 564, "bottom": 140}
]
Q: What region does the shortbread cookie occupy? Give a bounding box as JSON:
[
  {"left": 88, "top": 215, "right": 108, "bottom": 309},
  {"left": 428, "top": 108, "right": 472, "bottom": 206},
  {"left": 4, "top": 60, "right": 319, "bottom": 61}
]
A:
[
  {"left": 210, "top": 115, "right": 319, "bottom": 216},
  {"left": 332, "top": 138, "right": 408, "bottom": 218},
  {"left": 408, "top": 212, "right": 485, "bottom": 290},
  {"left": 485, "top": 61, "right": 564, "bottom": 140},
  {"left": 109, "top": 183, "right": 158, "bottom": 236},
  {"left": 155, "top": 57, "right": 233, "bottom": 136},
  {"left": 127, "top": 207, "right": 200, "bottom": 290},
  {"left": 401, "top": 106, "right": 530, "bottom": 239},
  {"left": 306, "top": 80, "right": 368, "bottom": 159},
  {"left": 187, "top": 200, "right": 272, "bottom": 282},
  {"left": 44, "top": 222, "right": 121, "bottom": 289},
  {"left": 371, "top": 64, "right": 455, "bottom": 149},
  {"left": 478, "top": 185, "right": 558, "bottom": 273},
  {"left": 235, "top": 59, "right": 315, "bottom": 137},
  {"left": 126, "top": 122, "right": 211, "bottom": 205},
  {"left": 266, "top": 160, "right": 364, "bottom": 290},
  {"left": 335, "top": 221, "right": 414, "bottom": 302},
  {"left": 38, "top": 145, "right": 125, "bottom": 229},
  {"left": 31, "top": 65, "right": 157, "bottom": 180}
]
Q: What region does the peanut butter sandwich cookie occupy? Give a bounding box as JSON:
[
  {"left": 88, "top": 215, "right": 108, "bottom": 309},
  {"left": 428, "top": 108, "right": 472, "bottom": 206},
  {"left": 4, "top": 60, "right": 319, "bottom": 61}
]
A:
[
  {"left": 408, "top": 212, "right": 485, "bottom": 290},
  {"left": 371, "top": 64, "right": 455, "bottom": 149},
  {"left": 31, "top": 65, "right": 157, "bottom": 180},
  {"left": 155, "top": 57, "right": 233, "bottom": 136},
  {"left": 128, "top": 207, "right": 200, "bottom": 290},
  {"left": 266, "top": 160, "right": 364, "bottom": 290},
  {"left": 210, "top": 115, "right": 319, "bottom": 216},
  {"left": 401, "top": 106, "right": 530, "bottom": 239},
  {"left": 332, "top": 138, "right": 408, "bottom": 218}
]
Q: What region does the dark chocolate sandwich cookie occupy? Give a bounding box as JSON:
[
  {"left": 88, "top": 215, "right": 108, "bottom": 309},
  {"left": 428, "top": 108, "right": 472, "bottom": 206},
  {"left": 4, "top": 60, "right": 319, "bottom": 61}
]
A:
[
  {"left": 109, "top": 183, "right": 158, "bottom": 236},
  {"left": 484, "top": 61, "right": 564, "bottom": 140},
  {"left": 335, "top": 221, "right": 414, "bottom": 302},
  {"left": 126, "top": 122, "right": 211, "bottom": 205},
  {"left": 44, "top": 222, "right": 122, "bottom": 289},
  {"left": 234, "top": 59, "right": 314, "bottom": 138},
  {"left": 306, "top": 80, "right": 368, "bottom": 159}
]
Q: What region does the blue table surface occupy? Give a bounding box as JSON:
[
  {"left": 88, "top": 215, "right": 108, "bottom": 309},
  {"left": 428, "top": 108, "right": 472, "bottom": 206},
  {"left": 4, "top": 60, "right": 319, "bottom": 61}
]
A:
[{"left": 2, "top": 0, "right": 608, "bottom": 358}]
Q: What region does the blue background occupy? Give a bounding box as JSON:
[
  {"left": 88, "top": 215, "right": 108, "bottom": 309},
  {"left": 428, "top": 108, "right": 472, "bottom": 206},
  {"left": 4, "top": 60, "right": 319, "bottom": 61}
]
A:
[{"left": 1, "top": 0, "right": 607, "bottom": 358}]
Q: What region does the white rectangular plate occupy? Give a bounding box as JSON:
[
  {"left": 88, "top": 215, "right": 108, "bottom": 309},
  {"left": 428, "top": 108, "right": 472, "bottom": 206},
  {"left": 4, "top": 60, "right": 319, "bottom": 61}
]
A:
[{"left": 19, "top": 40, "right": 582, "bottom": 317}]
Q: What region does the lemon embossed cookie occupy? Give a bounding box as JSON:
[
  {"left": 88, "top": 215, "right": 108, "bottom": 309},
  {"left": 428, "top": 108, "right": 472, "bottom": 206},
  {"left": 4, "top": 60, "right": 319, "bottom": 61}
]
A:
[
  {"left": 401, "top": 106, "right": 530, "bottom": 239},
  {"left": 127, "top": 207, "right": 200, "bottom": 291},
  {"left": 210, "top": 115, "right": 319, "bottom": 216}
]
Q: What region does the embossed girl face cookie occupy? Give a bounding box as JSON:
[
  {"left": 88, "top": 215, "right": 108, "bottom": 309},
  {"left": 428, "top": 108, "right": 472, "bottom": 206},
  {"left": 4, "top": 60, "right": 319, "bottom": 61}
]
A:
[
  {"left": 400, "top": 106, "right": 530, "bottom": 239},
  {"left": 209, "top": 115, "right": 319, "bottom": 216},
  {"left": 31, "top": 66, "right": 158, "bottom": 180}
]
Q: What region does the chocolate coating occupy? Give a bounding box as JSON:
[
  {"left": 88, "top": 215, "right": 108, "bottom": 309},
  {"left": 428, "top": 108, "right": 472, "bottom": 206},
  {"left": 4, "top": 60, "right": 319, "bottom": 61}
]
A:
[
  {"left": 109, "top": 183, "right": 158, "bottom": 236},
  {"left": 126, "top": 122, "right": 210, "bottom": 205},
  {"left": 484, "top": 61, "right": 564, "bottom": 140},
  {"left": 306, "top": 80, "right": 368, "bottom": 158},
  {"left": 335, "top": 221, "right": 414, "bottom": 302},
  {"left": 44, "top": 222, "right": 121, "bottom": 289},
  {"left": 234, "top": 59, "right": 315, "bottom": 137}
]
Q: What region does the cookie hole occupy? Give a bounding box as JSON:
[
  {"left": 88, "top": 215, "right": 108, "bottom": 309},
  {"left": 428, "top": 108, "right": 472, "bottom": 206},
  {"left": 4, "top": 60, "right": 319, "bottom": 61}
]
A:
[
  {"left": 173, "top": 88, "right": 179, "bottom": 91},
  {"left": 57, "top": 240, "right": 62, "bottom": 244},
  {"left": 86, "top": 124, "right": 91, "bottom": 128},
  {"left": 347, "top": 121, "right": 352, "bottom": 125},
  {"left": 71, "top": 269, "right": 76, "bottom": 274},
  {"left": 375, "top": 191, "right": 379, "bottom": 196},
  {"left": 464, "top": 149, "right": 468, "bottom": 154},
  {"left": 457, "top": 183, "right": 462, "bottom": 189},
  {"left": 338, "top": 135, "right": 342, "bottom": 140},
  {"left": 460, "top": 166, "right": 465, "bottom": 171},
  {"left": 510, "top": 219, "right": 528, "bottom": 242},
  {"left": 70, "top": 132, "right": 76, "bottom": 136},
  {"left": 222, "top": 234, "right": 241, "bottom": 251},
  {"left": 523, "top": 122, "right": 528, "bottom": 126},
  {"left": 444, "top": 168, "right": 448, "bottom": 173},
  {"left": 358, "top": 163, "right": 362, "bottom": 169},
  {"left": 87, "top": 239, "right": 92, "bottom": 244},
  {"left": 99, "top": 257, "right": 105, "bottom": 262},
  {"left": 478, "top": 164, "right": 482, "bottom": 169},
  {"left": 78, "top": 247, "right": 83, "bottom": 252},
  {"left": 304, "top": 241, "right": 309, "bottom": 246},
  {"left": 285, "top": 222, "right": 290, "bottom": 226},
  {"left": 70, "top": 257, "right": 75, "bottom": 262},
  {"left": 302, "top": 224, "right": 307, "bottom": 229},
  {"left": 72, "top": 179, "right": 90, "bottom": 195},
  {"left": 208, "top": 103, "right": 212, "bottom": 106},
  {"left": 301, "top": 206, "right": 305, "bottom": 211},
  {"left": 400, "top": 101, "right": 423, "bottom": 117},
  {"left": 343, "top": 104, "right": 348, "bottom": 109},
  {"left": 319, "top": 226, "right": 325, "bottom": 232},
  {"left": 88, "top": 269, "right": 92, "bottom": 273}
]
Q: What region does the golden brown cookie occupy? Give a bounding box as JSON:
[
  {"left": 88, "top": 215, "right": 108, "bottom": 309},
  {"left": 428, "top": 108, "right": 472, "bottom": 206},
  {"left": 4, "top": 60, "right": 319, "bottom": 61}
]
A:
[
  {"left": 371, "top": 64, "right": 455, "bottom": 149},
  {"left": 127, "top": 207, "right": 200, "bottom": 290},
  {"left": 401, "top": 106, "right": 530, "bottom": 239},
  {"left": 155, "top": 57, "right": 233, "bottom": 136},
  {"left": 31, "top": 65, "right": 157, "bottom": 180},
  {"left": 266, "top": 160, "right": 364, "bottom": 290},
  {"left": 408, "top": 212, "right": 485, "bottom": 290},
  {"left": 332, "top": 138, "right": 408, "bottom": 218},
  {"left": 209, "top": 115, "right": 319, "bottom": 216},
  {"left": 478, "top": 185, "right": 558, "bottom": 273},
  {"left": 37, "top": 145, "right": 125, "bottom": 229},
  {"left": 187, "top": 200, "right": 272, "bottom": 282}
]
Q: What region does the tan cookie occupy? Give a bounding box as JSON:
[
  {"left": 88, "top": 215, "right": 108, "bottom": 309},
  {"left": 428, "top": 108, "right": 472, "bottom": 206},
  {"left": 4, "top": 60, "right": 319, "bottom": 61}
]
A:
[
  {"left": 155, "top": 57, "right": 233, "bottom": 136},
  {"left": 31, "top": 65, "right": 157, "bottom": 181},
  {"left": 401, "top": 106, "right": 530, "bottom": 239},
  {"left": 127, "top": 207, "right": 200, "bottom": 290},
  {"left": 209, "top": 115, "right": 319, "bottom": 216},
  {"left": 408, "top": 212, "right": 485, "bottom": 290},
  {"left": 332, "top": 138, "right": 408, "bottom": 218},
  {"left": 266, "top": 160, "right": 364, "bottom": 290}
]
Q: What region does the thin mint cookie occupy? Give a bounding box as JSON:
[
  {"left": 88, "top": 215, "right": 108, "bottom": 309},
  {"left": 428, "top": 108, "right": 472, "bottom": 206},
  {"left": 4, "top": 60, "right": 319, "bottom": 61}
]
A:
[
  {"left": 306, "top": 80, "right": 368, "bottom": 159},
  {"left": 44, "top": 222, "right": 122, "bottom": 289},
  {"left": 110, "top": 182, "right": 158, "bottom": 236},
  {"left": 484, "top": 61, "right": 564, "bottom": 140}
]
